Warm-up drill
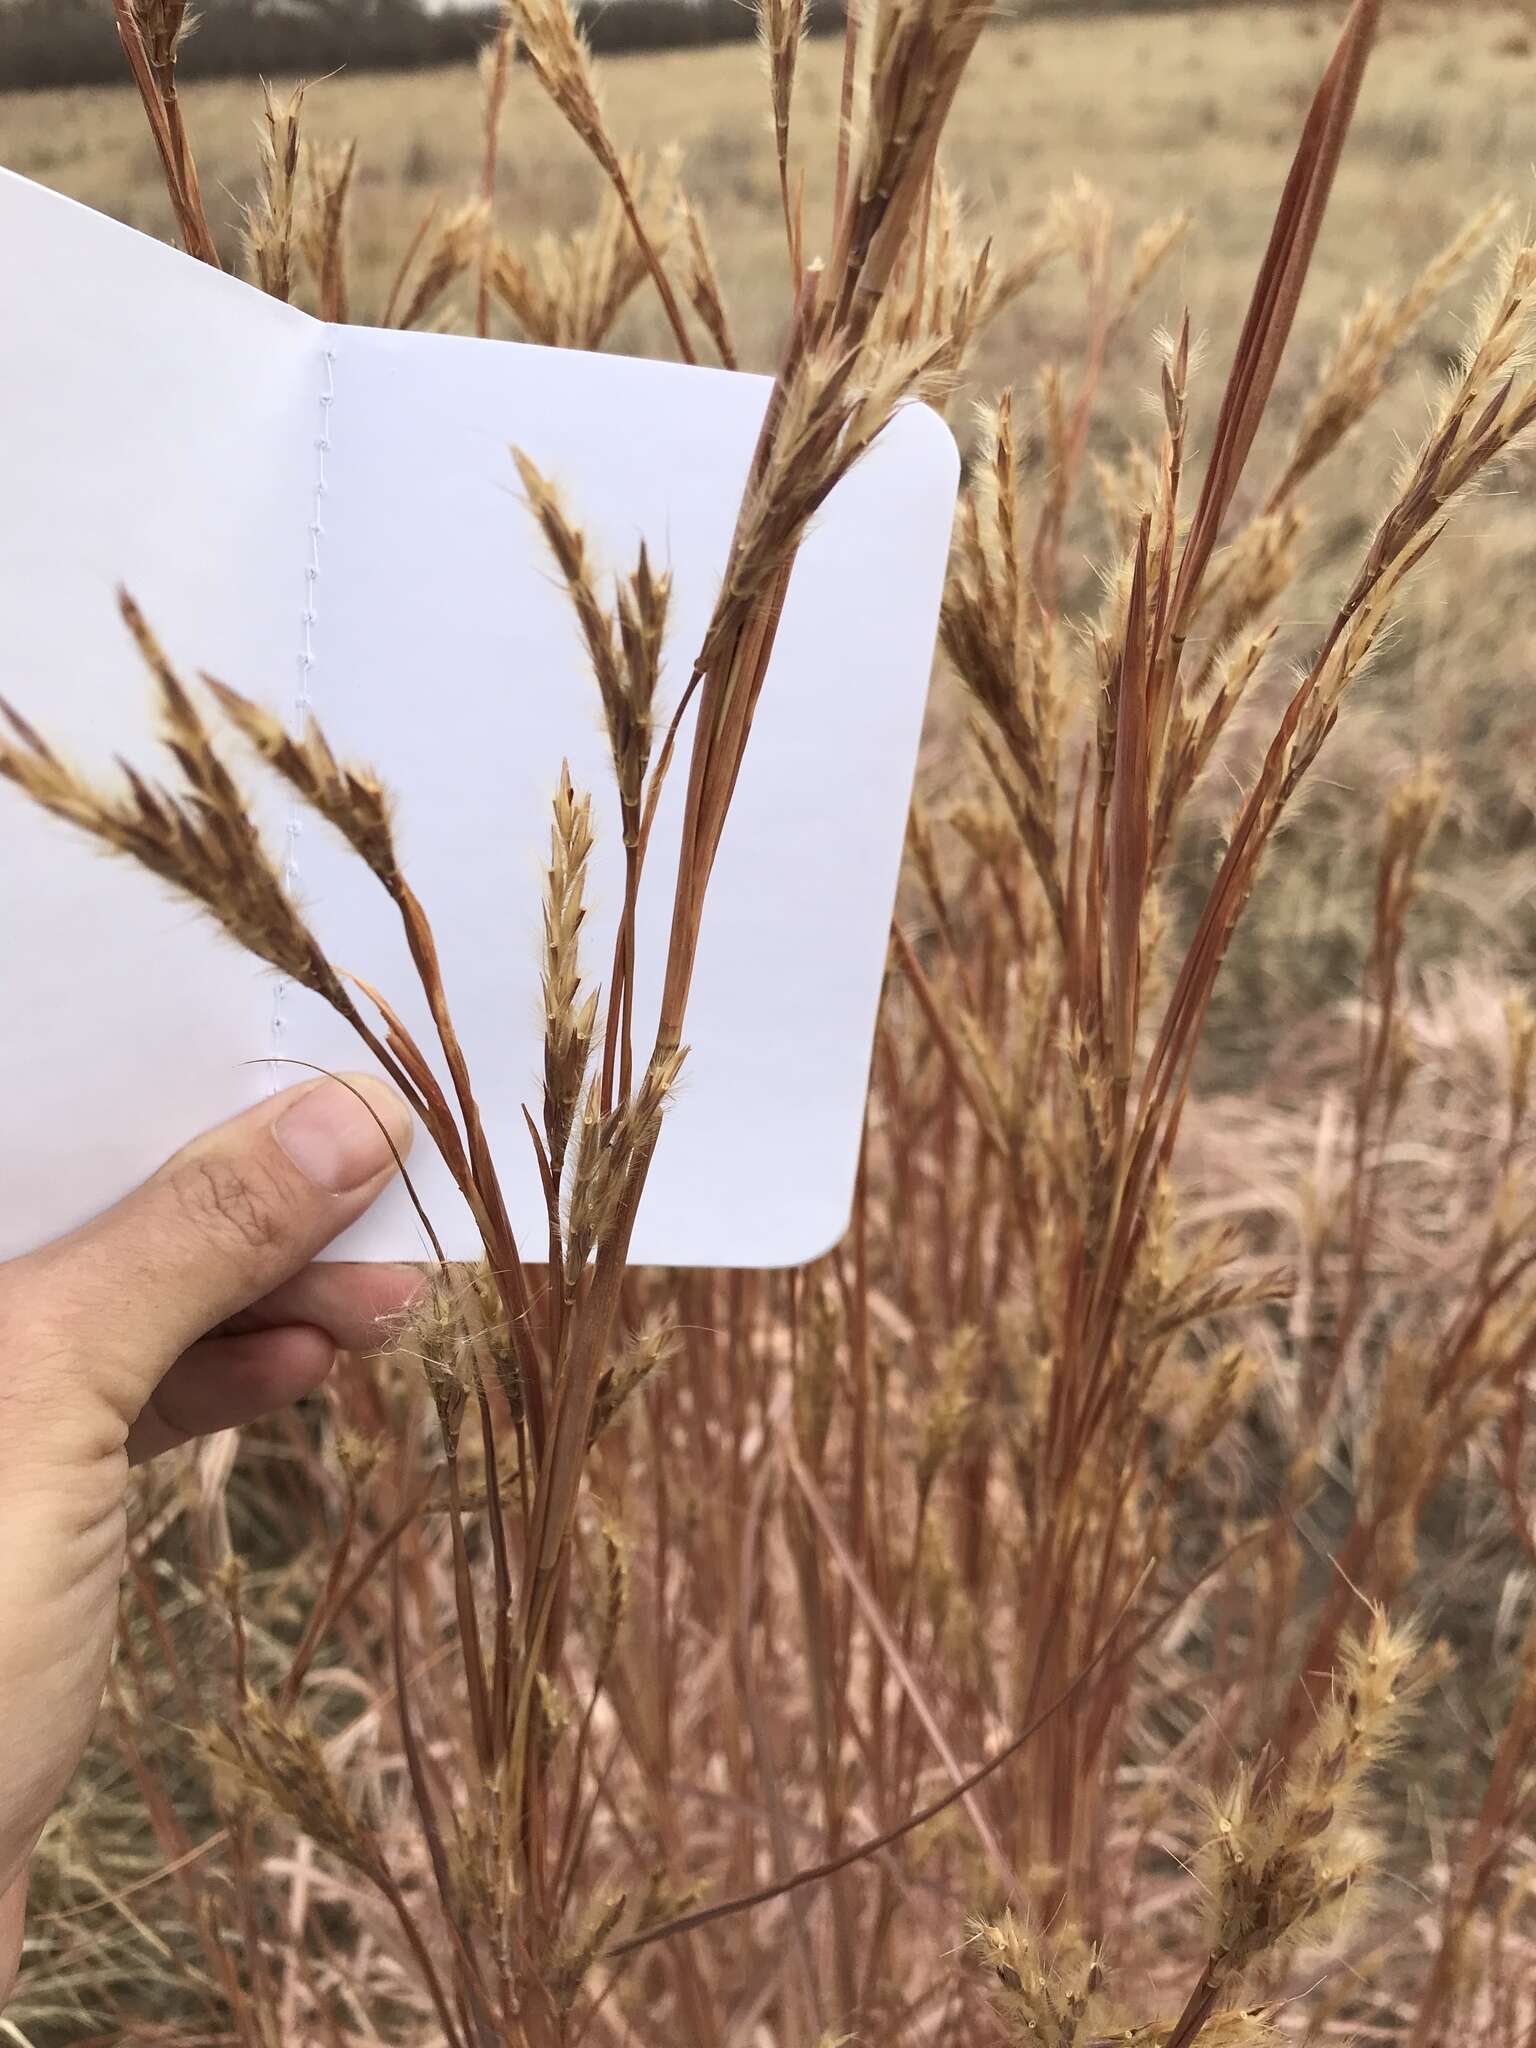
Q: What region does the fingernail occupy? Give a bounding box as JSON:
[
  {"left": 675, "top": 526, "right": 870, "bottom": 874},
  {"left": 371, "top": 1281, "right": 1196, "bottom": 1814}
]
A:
[{"left": 274, "top": 1078, "right": 414, "bottom": 1195}]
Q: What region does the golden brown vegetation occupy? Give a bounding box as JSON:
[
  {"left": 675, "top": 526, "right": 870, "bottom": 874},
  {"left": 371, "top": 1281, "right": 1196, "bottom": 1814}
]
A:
[{"left": 8, "top": 2, "right": 1536, "bottom": 2044}]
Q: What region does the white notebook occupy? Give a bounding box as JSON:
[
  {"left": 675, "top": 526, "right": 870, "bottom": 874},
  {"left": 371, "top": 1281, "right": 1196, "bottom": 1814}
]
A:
[{"left": 0, "top": 168, "right": 957, "bottom": 1268}]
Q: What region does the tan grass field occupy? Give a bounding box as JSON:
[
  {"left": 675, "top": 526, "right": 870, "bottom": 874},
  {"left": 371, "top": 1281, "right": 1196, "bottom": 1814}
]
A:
[
  {"left": 9, "top": 1, "right": 1536, "bottom": 1056},
  {"left": 12, "top": 5, "right": 1536, "bottom": 2041},
  {"left": 13, "top": 5, "right": 1536, "bottom": 355}
]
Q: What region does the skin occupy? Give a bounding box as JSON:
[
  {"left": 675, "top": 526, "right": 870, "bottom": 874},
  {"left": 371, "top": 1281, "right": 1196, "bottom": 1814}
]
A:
[{"left": 0, "top": 1074, "right": 420, "bottom": 2005}]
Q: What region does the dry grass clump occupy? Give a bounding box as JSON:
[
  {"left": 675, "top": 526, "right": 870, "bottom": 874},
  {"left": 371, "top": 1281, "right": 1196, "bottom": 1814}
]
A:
[{"left": 9, "top": 1, "right": 1536, "bottom": 2044}]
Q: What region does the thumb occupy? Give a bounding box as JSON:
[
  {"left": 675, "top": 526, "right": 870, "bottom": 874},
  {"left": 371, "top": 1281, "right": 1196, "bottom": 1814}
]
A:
[{"left": 21, "top": 1075, "right": 415, "bottom": 1431}]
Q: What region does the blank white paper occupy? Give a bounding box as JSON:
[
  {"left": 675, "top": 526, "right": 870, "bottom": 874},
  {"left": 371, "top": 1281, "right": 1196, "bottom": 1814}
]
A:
[
  {"left": 0, "top": 170, "right": 314, "bottom": 1249},
  {"left": 0, "top": 168, "right": 958, "bottom": 1269}
]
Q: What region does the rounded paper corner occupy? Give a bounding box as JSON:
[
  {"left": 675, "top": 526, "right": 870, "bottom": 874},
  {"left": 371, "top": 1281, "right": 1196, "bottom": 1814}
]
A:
[
  {"left": 897, "top": 397, "right": 962, "bottom": 496},
  {"left": 767, "top": 1183, "right": 861, "bottom": 1274}
]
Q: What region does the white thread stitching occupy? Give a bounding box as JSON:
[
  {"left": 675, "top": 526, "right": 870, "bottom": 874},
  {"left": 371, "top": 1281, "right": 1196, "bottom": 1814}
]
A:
[{"left": 269, "top": 342, "right": 336, "bottom": 1090}]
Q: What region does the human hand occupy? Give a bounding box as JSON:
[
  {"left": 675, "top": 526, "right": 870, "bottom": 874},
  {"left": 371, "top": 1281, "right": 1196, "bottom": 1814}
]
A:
[{"left": 0, "top": 1077, "right": 419, "bottom": 2001}]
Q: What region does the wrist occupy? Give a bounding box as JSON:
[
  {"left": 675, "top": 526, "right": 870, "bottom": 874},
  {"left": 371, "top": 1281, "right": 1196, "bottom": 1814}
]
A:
[{"left": 0, "top": 1863, "right": 26, "bottom": 2008}]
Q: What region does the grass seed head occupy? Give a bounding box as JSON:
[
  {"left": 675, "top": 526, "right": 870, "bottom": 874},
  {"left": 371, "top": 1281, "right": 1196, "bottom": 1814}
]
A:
[
  {"left": 394, "top": 1274, "right": 477, "bottom": 1457},
  {"left": 203, "top": 1702, "right": 384, "bottom": 1884},
  {"left": 243, "top": 82, "right": 304, "bottom": 304},
  {"left": 492, "top": 154, "right": 676, "bottom": 351},
  {"left": 504, "top": 0, "right": 614, "bottom": 174},
  {"left": 0, "top": 597, "right": 343, "bottom": 1000},
  {"left": 542, "top": 765, "right": 598, "bottom": 1179},
  {"left": 395, "top": 197, "right": 490, "bottom": 331},
  {"left": 202, "top": 672, "right": 399, "bottom": 885}
]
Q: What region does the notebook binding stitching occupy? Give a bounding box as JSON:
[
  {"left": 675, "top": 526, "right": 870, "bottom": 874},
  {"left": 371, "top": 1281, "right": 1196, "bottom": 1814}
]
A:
[{"left": 269, "top": 340, "right": 337, "bottom": 1089}]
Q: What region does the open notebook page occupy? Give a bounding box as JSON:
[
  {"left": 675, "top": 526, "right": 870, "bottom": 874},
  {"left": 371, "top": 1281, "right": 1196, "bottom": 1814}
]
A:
[
  {"left": 294, "top": 329, "right": 957, "bottom": 1266},
  {"left": 0, "top": 169, "right": 958, "bottom": 1269},
  {"left": 0, "top": 169, "right": 317, "bottom": 1252}
]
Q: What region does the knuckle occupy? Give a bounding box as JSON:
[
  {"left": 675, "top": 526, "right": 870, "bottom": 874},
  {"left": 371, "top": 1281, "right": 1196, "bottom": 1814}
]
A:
[{"left": 168, "top": 1155, "right": 288, "bottom": 1258}]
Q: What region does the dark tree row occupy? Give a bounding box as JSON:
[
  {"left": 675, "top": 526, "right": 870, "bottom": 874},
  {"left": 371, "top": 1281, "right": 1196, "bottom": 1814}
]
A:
[
  {"left": 0, "top": 0, "right": 801, "bottom": 91},
  {"left": 0, "top": 0, "right": 1274, "bottom": 93}
]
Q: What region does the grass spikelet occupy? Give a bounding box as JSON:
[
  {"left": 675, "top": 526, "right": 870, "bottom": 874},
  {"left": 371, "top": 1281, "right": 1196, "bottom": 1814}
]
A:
[
  {"left": 872, "top": 176, "right": 1063, "bottom": 381},
  {"left": 563, "top": 1044, "right": 687, "bottom": 1280},
  {"left": 548, "top": 1891, "right": 627, "bottom": 2012},
  {"left": 243, "top": 81, "right": 304, "bottom": 304},
  {"left": 202, "top": 672, "right": 399, "bottom": 884},
  {"left": 1172, "top": 1613, "right": 1423, "bottom": 2037},
  {"left": 915, "top": 1325, "right": 978, "bottom": 1501},
  {"left": 679, "top": 192, "right": 738, "bottom": 368},
  {"left": 203, "top": 1702, "right": 384, "bottom": 1884},
  {"left": 705, "top": 332, "right": 951, "bottom": 677},
  {"left": 757, "top": 0, "right": 805, "bottom": 245},
  {"left": 112, "top": 0, "right": 220, "bottom": 266},
  {"left": 589, "top": 1316, "right": 677, "bottom": 1446},
  {"left": 542, "top": 765, "right": 598, "bottom": 1189},
  {"left": 1268, "top": 196, "right": 1508, "bottom": 510},
  {"left": 391, "top": 196, "right": 490, "bottom": 330},
  {"left": 491, "top": 155, "right": 677, "bottom": 352},
  {"left": 503, "top": 0, "right": 697, "bottom": 358},
  {"left": 516, "top": 450, "right": 670, "bottom": 841},
  {"left": 970, "top": 1913, "right": 1110, "bottom": 2047},
  {"left": 0, "top": 596, "right": 341, "bottom": 999},
  {"left": 299, "top": 135, "right": 358, "bottom": 324},
  {"left": 395, "top": 1274, "right": 477, "bottom": 1457}
]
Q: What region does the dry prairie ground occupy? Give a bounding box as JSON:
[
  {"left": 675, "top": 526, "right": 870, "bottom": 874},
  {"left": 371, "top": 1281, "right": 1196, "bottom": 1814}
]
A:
[
  {"left": 10, "top": 3, "right": 1536, "bottom": 354},
  {"left": 6, "top": 3, "right": 1536, "bottom": 1062}
]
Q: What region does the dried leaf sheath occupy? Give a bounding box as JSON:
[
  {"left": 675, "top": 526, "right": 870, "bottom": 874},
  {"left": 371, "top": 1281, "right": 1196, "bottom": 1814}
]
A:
[{"left": 1169, "top": 0, "right": 1381, "bottom": 644}]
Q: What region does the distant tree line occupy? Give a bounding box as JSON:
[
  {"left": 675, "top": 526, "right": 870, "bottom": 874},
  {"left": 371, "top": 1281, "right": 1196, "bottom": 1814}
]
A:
[
  {"left": 0, "top": 0, "right": 824, "bottom": 90},
  {"left": 0, "top": 0, "right": 1310, "bottom": 92}
]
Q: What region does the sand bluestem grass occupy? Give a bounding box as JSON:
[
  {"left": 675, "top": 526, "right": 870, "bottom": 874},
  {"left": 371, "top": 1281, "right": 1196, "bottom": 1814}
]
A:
[{"left": 9, "top": 1, "right": 1536, "bottom": 2043}]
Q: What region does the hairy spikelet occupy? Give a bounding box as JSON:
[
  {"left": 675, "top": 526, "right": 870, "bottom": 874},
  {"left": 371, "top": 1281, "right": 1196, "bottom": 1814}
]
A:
[
  {"left": 841, "top": 0, "right": 994, "bottom": 328},
  {"left": 0, "top": 596, "right": 341, "bottom": 997},
  {"left": 869, "top": 176, "right": 1062, "bottom": 385},
  {"left": 542, "top": 767, "right": 599, "bottom": 1184},
  {"left": 548, "top": 1892, "right": 627, "bottom": 2013},
  {"left": 1200, "top": 1612, "right": 1423, "bottom": 1984},
  {"left": 470, "top": 1256, "right": 525, "bottom": 1420},
  {"left": 672, "top": 194, "right": 735, "bottom": 370},
  {"left": 393, "top": 1275, "right": 477, "bottom": 1456},
  {"left": 202, "top": 674, "right": 398, "bottom": 883},
  {"left": 589, "top": 1315, "right": 677, "bottom": 1446},
  {"left": 1269, "top": 197, "right": 1507, "bottom": 510},
  {"left": 299, "top": 137, "right": 358, "bottom": 324},
  {"left": 125, "top": 0, "right": 196, "bottom": 70},
  {"left": 492, "top": 156, "right": 678, "bottom": 351},
  {"left": 794, "top": 1281, "right": 842, "bottom": 1472},
  {"left": 943, "top": 392, "right": 1065, "bottom": 923},
  {"left": 1164, "top": 1345, "right": 1258, "bottom": 1492},
  {"left": 203, "top": 1703, "right": 383, "bottom": 1883},
  {"left": 504, "top": 0, "right": 612, "bottom": 172},
  {"left": 970, "top": 1914, "right": 1112, "bottom": 2046},
  {"left": 915, "top": 1326, "right": 978, "bottom": 1499},
  {"left": 757, "top": 0, "right": 804, "bottom": 191},
  {"left": 334, "top": 1428, "right": 387, "bottom": 1496},
  {"left": 393, "top": 198, "right": 490, "bottom": 332},
  {"left": 564, "top": 1046, "right": 687, "bottom": 1280},
  {"left": 706, "top": 333, "right": 952, "bottom": 672},
  {"left": 243, "top": 82, "right": 304, "bottom": 304},
  {"left": 517, "top": 452, "right": 671, "bottom": 837}
]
